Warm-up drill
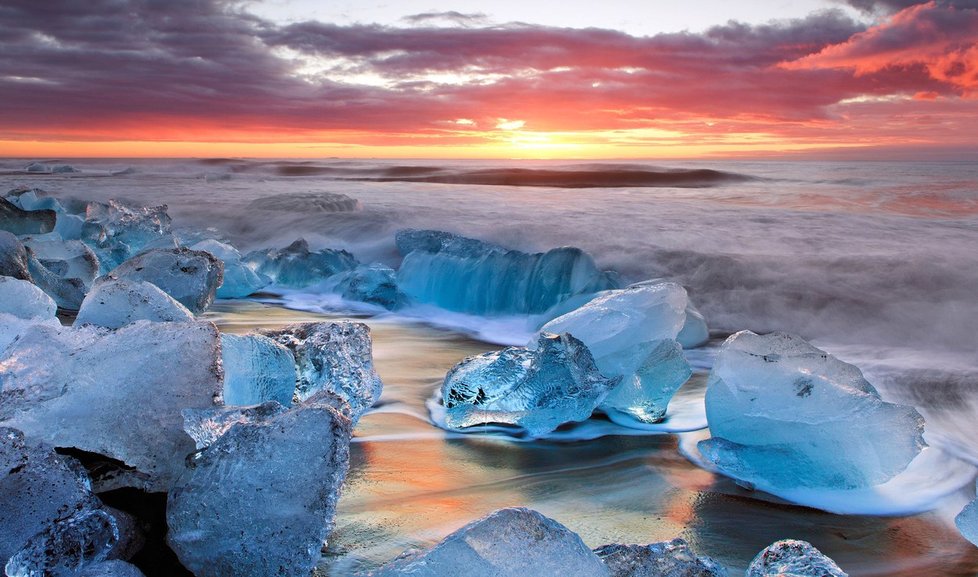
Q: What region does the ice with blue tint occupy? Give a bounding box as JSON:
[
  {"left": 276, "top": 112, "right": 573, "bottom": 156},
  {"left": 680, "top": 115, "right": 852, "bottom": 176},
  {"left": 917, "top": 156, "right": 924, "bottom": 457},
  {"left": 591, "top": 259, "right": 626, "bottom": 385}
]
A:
[
  {"left": 78, "top": 561, "right": 146, "bottom": 577},
  {"left": 81, "top": 200, "right": 173, "bottom": 272},
  {"left": 260, "top": 322, "right": 383, "bottom": 423},
  {"left": 22, "top": 236, "right": 100, "bottom": 290},
  {"left": 333, "top": 263, "right": 403, "bottom": 309},
  {"left": 5, "top": 189, "right": 86, "bottom": 240},
  {"left": 956, "top": 482, "right": 978, "bottom": 547},
  {"left": 442, "top": 333, "right": 618, "bottom": 437},
  {"left": 108, "top": 247, "right": 223, "bottom": 313},
  {"left": 699, "top": 331, "right": 925, "bottom": 490},
  {"left": 358, "top": 508, "right": 610, "bottom": 577},
  {"left": 536, "top": 281, "right": 692, "bottom": 424},
  {"left": 746, "top": 540, "right": 848, "bottom": 577},
  {"left": 242, "top": 239, "right": 358, "bottom": 289},
  {"left": 0, "top": 276, "right": 56, "bottom": 320},
  {"left": 220, "top": 333, "right": 296, "bottom": 406},
  {"left": 595, "top": 538, "right": 727, "bottom": 577},
  {"left": 395, "top": 229, "right": 619, "bottom": 316},
  {"left": 26, "top": 251, "right": 87, "bottom": 311},
  {"left": 5, "top": 509, "right": 119, "bottom": 577},
  {"left": 182, "top": 402, "right": 288, "bottom": 450},
  {"left": 0, "top": 231, "right": 32, "bottom": 280},
  {"left": 190, "top": 239, "right": 270, "bottom": 298},
  {"left": 75, "top": 278, "right": 193, "bottom": 329},
  {"left": 0, "top": 197, "right": 56, "bottom": 235}
]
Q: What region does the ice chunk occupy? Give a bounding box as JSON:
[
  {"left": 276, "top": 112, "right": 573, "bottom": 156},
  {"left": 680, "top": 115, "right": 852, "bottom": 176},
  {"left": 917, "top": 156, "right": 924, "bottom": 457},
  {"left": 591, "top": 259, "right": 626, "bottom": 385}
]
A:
[
  {"left": 442, "top": 333, "right": 618, "bottom": 436},
  {"left": 0, "top": 231, "right": 32, "bottom": 280},
  {"left": 182, "top": 402, "right": 288, "bottom": 450},
  {"left": 955, "top": 482, "right": 978, "bottom": 546},
  {"left": 746, "top": 540, "right": 847, "bottom": 577},
  {"left": 358, "top": 507, "right": 609, "bottom": 577},
  {"left": 190, "top": 239, "right": 271, "bottom": 298},
  {"left": 677, "top": 303, "right": 709, "bottom": 348},
  {"left": 26, "top": 251, "right": 87, "bottom": 310},
  {"left": 333, "top": 263, "right": 403, "bottom": 308},
  {"left": 594, "top": 539, "right": 727, "bottom": 577},
  {"left": 248, "top": 192, "right": 361, "bottom": 213},
  {"left": 108, "top": 247, "right": 223, "bottom": 313},
  {"left": 167, "top": 401, "right": 352, "bottom": 577},
  {"left": 75, "top": 278, "right": 194, "bottom": 329},
  {"left": 537, "top": 282, "right": 692, "bottom": 423},
  {"left": 242, "top": 239, "right": 357, "bottom": 289},
  {"left": 0, "top": 276, "right": 56, "bottom": 320},
  {"left": 22, "top": 236, "right": 100, "bottom": 289},
  {"left": 0, "top": 197, "right": 56, "bottom": 235},
  {"left": 221, "top": 333, "right": 296, "bottom": 406},
  {"left": 0, "top": 313, "right": 60, "bottom": 354},
  {"left": 5, "top": 509, "right": 119, "bottom": 577},
  {"left": 24, "top": 162, "right": 78, "bottom": 174},
  {"left": 396, "top": 229, "right": 618, "bottom": 315},
  {"left": 0, "top": 321, "right": 224, "bottom": 491},
  {"left": 78, "top": 561, "right": 146, "bottom": 577},
  {"left": 261, "top": 322, "right": 383, "bottom": 422},
  {"left": 81, "top": 200, "right": 172, "bottom": 272},
  {"left": 699, "top": 331, "right": 925, "bottom": 489}
]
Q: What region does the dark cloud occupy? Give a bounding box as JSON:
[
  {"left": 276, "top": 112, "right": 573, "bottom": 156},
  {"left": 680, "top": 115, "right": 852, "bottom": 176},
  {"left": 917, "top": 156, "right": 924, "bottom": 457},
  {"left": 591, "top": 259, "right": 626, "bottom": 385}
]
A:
[{"left": 401, "top": 11, "right": 489, "bottom": 27}]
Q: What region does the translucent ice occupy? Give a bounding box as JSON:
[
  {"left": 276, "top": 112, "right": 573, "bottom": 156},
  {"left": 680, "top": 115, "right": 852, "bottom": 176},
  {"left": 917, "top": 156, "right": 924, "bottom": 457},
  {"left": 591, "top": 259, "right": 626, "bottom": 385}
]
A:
[
  {"left": 74, "top": 278, "right": 194, "bottom": 329},
  {"left": 332, "top": 263, "right": 403, "bottom": 309},
  {"left": 5, "top": 509, "right": 119, "bottom": 577},
  {"left": 220, "top": 333, "right": 296, "bottom": 406},
  {"left": 26, "top": 250, "right": 88, "bottom": 310},
  {"left": 0, "top": 231, "right": 33, "bottom": 280},
  {"left": 108, "top": 247, "right": 224, "bottom": 313},
  {"left": 190, "top": 239, "right": 270, "bottom": 298},
  {"left": 594, "top": 539, "right": 727, "bottom": 577},
  {"left": 22, "top": 236, "right": 100, "bottom": 290},
  {"left": 598, "top": 339, "right": 693, "bottom": 425},
  {"left": 358, "top": 507, "right": 610, "bottom": 577},
  {"left": 746, "top": 540, "right": 847, "bottom": 577},
  {"left": 0, "top": 197, "right": 56, "bottom": 235},
  {"left": 182, "top": 402, "right": 288, "bottom": 450},
  {"left": 699, "top": 331, "right": 925, "bottom": 489},
  {"left": 167, "top": 401, "right": 352, "bottom": 577},
  {"left": 955, "top": 482, "right": 978, "bottom": 547},
  {"left": 81, "top": 200, "right": 172, "bottom": 272},
  {"left": 242, "top": 239, "right": 357, "bottom": 289},
  {"left": 396, "top": 229, "right": 619, "bottom": 315},
  {"left": 0, "top": 276, "right": 56, "bottom": 320},
  {"left": 261, "top": 322, "right": 383, "bottom": 422},
  {"left": 78, "top": 561, "right": 146, "bottom": 577},
  {"left": 0, "top": 321, "right": 224, "bottom": 491},
  {"left": 442, "top": 333, "right": 618, "bottom": 436}
]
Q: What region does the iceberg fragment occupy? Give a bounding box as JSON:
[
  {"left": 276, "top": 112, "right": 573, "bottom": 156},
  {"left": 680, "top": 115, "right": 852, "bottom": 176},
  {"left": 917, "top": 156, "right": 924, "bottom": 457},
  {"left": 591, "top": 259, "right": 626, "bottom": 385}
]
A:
[
  {"left": 746, "top": 540, "right": 847, "bottom": 577},
  {"left": 396, "top": 229, "right": 619, "bottom": 315},
  {"left": 242, "top": 239, "right": 357, "bottom": 289},
  {"left": 0, "top": 276, "right": 57, "bottom": 320},
  {"left": 442, "top": 333, "right": 618, "bottom": 436},
  {"left": 78, "top": 561, "right": 146, "bottom": 577},
  {"left": 26, "top": 250, "right": 87, "bottom": 310},
  {"left": 699, "top": 331, "right": 925, "bottom": 489},
  {"left": 21, "top": 236, "right": 100, "bottom": 290},
  {"left": 261, "top": 322, "right": 382, "bottom": 422},
  {"left": 955, "top": 482, "right": 978, "bottom": 547},
  {"left": 108, "top": 247, "right": 223, "bottom": 313},
  {"left": 594, "top": 539, "right": 727, "bottom": 577},
  {"left": 74, "top": 278, "right": 194, "bottom": 329},
  {"left": 5, "top": 509, "right": 119, "bottom": 577},
  {"left": 357, "top": 507, "right": 610, "bottom": 577},
  {"left": 167, "top": 401, "right": 352, "bottom": 577},
  {"left": 598, "top": 339, "right": 693, "bottom": 425},
  {"left": 0, "top": 230, "right": 33, "bottom": 280},
  {"left": 220, "top": 333, "right": 296, "bottom": 406},
  {"left": 182, "top": 402, "right": 288, "bottom": 450},
  {"left": 1, "top": 197, "right": 56, "bottom": 235},
  {"left": 81, "top": 200, "right": 172, "bottom": 272},
  {"left": 332, "top": 263, "right": 403, "bottom": 309},
  {"left": 190, "top": 239, "right": 270, "bottom": 298}
]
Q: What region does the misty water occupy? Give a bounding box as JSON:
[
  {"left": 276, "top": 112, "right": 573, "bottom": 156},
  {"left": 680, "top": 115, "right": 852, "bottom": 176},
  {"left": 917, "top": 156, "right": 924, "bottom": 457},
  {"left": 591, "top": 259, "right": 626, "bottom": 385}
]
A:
[{"left": 3, "top": 158, "right": 977, "bottom": 575}]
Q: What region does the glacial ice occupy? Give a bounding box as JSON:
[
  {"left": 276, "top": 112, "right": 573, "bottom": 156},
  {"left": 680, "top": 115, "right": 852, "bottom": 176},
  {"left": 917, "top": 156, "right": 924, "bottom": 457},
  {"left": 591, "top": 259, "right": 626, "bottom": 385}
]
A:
[
  {"left": 359, "top": 507, "right": 610, "bottom": 577},
  {"left": 441, "top": 333, "right": 618, "bottom": 436},
  {"left": 0, "top": 231, "right": 32, "bottom": 280},
  {"left": 955, "top": 482, "right": 978, "bottom": 547},
  {"left": 242, "top": 239, "right": 358, "bottom": 289},
  {"left": 332, "top": 263, "right": 403, "bottom": 309},
  {"left": 0, "top": 276, "right": 57, "bottom": 320},
  {"left": 81, "top": 200, "right": 173, "bottom": 272},
  {"left": 190, "top": 239, "right": 271, "bottom": 298},
  {"left": 746, "top": 540, "right": 847, "bottom": 577},
  {"left": 0, "top": 321, "right": 224, "bottom": 491},
  {"left": 26, "top": 250, "right": 88, "bottom": 310},
  {"left": 537, "top": 281, "right": 692, "bottom": 423},
  {"left": 396, "top": 229, "right": 619, "bottom": 315},
  {"left": 5, "top": 188, "right": 86, "bottom": 240},
  {"left": 74, "top": 278, "right": 194, "bottom": 329},
  {"left": 594, "top": 539, "right": 727, "bottom": 577},
  {"left": 1, "top": 197, "right": 56, "bottom": 235},
  {"left": 167, "top": 401, "right": 352, "bottom": 577},
  {"left": 5, "top": 509, "right": 119, "bottom": 577},
  {"left": 698, "top": 331, "right": 926, "bottom": 489},
  {"left": 261, "top": 322, "right": 383, "bottom": 422},
  {"left": 108, "top": 247, "right": 224, "bottom": 313},
  {"left": 220, "top": 333, "right": 296, "bottom": 406},
  {"left": 78, "top": 561, "right": 146, "bottom": 577},
  {"left": 182, "top": 402, "right": 288, "bottom": 450},
  {"left": 22, "top": 236, "right": 100, "bottom": 289}
]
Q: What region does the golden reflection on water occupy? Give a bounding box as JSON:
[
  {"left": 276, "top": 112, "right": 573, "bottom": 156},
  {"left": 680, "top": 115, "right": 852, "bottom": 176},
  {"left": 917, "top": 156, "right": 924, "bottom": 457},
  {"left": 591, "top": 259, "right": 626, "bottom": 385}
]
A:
[{"left": 205, "top": 301, "right": 978, "bottom": 576}]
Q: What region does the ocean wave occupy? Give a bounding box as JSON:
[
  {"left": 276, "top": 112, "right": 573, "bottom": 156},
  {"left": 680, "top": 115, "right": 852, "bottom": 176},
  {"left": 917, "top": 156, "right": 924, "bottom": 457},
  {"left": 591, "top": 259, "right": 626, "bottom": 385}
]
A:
[{"left": 248, "top": 192, "right": 362, "bottom": 213}]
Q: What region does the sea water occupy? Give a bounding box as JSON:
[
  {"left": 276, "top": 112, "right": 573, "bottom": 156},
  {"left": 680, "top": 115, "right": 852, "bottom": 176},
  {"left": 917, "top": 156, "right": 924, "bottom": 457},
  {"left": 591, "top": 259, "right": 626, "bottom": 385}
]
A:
[{"left": 2, "top": 158, "right": 976, "bottom": 575}]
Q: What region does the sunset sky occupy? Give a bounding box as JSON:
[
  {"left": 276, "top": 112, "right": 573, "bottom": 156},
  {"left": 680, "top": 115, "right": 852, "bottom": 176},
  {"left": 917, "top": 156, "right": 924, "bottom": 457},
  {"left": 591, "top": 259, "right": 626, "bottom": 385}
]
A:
[{"left": 1, "top": 0, "right": 976, "bottom": 159}]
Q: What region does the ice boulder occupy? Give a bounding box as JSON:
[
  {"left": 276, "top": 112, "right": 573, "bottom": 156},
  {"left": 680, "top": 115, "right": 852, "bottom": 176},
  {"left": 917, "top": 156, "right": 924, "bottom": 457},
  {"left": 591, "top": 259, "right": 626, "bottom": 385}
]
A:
[
  {"left": 5, "top": 509, "right": 119, "bottom": 577},
  {"left": 26, "top": 250, "right": 88, "bottom": 310},
  {"left": 182, "top": 401, "right": 288, "bottom": 450},
  {"left": 166, "top": 401, "right": 352, "bottom": 577},
  {"left": 261, "top": 322, "right": 383, "bottom": 422},
  {"left": 81, "top": 200, "right": 172, "bottom": 272},
  {"left": 0, "top": 321, "right": 224, "bottom": 491},
  {"left": 0, "top": 276, "right": 56, "bottom": 320},
  {"left": 955, "top": 482, "right": 978, "bottom": 547},
  {"left": 190, "top": 239, "right": 270, "bottom": 298},
  {"left": 332, "top": 263, "right": 403, "bottom": 309},
  {"left": 220, "top": 333, "right": 296, "bottom": 406},
  {"left": 0, "top": 230, "right": 32, "bottom": 280},
  {"left": 396, "top": 229, "right": 619, "bottom": 316},
  {"left": 537, "top": 281, "right": 692, "bottom": 424},
  {"left": 74, "top": 278, "right": 194, "bottom": 329},
  {"left": 78, "top": 561, "right": 146, "bottom": 577},
  {"left": 442, "top": 333, "right": 618, "bottom": 436},
  {"left": 242, "top": 239, "right": 357, "bottom": 289},
  {"left": 699, "top": 331, "right": 925, "bottom": 489},
  {"left": 594, "top": 539, "right": 727, "bottom": 577},
  {"left": 0, "top": 197, "right": 56, "bottom": 235},
  {"left": 746, "top": 540, "right": 847, "bottom": 577},
  {"left": 22, "top": 236, "right": 100, "bottom": 289},
  {"left": 358, "top": 508, "right": 609, "bottom": 577},
  {"left": 108, "top": 247, "right": 223, "bottom": 313}
]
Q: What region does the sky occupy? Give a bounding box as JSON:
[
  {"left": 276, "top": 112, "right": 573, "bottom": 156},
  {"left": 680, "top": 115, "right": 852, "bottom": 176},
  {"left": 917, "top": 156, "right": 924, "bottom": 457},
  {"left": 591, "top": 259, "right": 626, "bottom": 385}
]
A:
[{"left": 0, "top": 0, "right": 976, "bottom": 159}]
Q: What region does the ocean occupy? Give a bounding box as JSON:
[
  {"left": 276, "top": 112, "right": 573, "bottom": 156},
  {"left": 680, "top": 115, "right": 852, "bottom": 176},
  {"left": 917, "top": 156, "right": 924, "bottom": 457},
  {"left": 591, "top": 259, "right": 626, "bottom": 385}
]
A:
[{"left": 2, "top": 157, "right": 976, "bottom": 575}]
